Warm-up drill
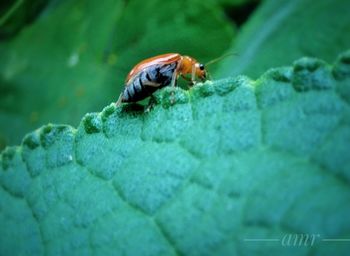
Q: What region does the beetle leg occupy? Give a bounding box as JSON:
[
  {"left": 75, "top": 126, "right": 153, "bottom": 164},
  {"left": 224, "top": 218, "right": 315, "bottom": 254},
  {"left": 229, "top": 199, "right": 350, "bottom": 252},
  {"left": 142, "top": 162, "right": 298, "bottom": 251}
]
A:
[
  {"left": 143, "top": 81, "right": 161, "bottom": 87},
  {"left": 191, "top": 64, "right": 196, "bottom": 85},
  {"left": 115, "top": 92, "right": 123, "bottom": 107},
  {"left": 145, "top": 99, "right": 155, "bottom": 113},
  {"left": 170, "top": 70, "right": 178, "bottom": 105},
  {"left": 170, "top": 69, "right": 178, "bottom": 87}
]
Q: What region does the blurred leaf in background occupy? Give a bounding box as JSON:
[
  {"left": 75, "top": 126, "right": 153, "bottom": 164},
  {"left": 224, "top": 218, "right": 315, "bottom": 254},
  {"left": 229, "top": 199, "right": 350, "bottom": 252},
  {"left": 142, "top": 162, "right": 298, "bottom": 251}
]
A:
[
  {"left": 0, "top": 0, "right": 48, "bottom": 39},
  {"left": 216, "top": 0, "right": 350, "bottom": 78},
  {"left": 0, "top": 0, "right": 237, "bottom": 149}
]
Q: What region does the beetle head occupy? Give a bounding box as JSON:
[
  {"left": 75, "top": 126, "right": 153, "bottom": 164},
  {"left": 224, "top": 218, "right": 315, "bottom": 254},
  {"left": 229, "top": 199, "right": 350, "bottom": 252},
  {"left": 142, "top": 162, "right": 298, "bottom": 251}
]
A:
[
  {"left": 181, "top": 56, "right": 208, "bottom": 82},
  {"left": 195, "top": 62, "right": 207, "bottom": 81}
]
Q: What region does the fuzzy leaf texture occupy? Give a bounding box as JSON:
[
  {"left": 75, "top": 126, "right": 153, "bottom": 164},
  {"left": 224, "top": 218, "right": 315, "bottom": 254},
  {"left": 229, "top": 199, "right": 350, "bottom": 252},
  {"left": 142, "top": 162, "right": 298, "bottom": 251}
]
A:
[{"left": 1, "top": 50, "right": 350, "bottom": 255}]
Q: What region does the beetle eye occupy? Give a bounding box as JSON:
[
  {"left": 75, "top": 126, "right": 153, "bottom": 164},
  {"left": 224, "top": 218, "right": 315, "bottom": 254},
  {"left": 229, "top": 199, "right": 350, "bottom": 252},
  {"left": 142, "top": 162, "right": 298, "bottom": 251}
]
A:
[{"left": 199, "top": 64, "right": 205, "bottom": 70}]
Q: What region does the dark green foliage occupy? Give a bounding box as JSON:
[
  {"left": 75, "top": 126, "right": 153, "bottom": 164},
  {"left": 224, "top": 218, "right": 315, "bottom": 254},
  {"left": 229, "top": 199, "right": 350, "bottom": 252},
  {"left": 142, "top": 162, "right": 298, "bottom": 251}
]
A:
[{"left": 216, "top": 0, "right": 350, "bottom": 79}]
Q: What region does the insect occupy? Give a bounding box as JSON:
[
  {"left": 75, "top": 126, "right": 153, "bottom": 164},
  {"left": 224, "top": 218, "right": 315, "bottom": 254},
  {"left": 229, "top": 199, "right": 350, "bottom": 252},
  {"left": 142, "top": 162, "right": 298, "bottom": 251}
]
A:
[{"left": 116, "top": 53, "right": 208, "bottom": 106}]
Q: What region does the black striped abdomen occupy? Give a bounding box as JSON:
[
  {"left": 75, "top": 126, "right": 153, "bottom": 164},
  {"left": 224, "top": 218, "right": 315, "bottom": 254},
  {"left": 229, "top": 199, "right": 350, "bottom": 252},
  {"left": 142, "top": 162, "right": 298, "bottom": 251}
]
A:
[{"left": 121, "top": 62, "right": 177, "bottom": 102}]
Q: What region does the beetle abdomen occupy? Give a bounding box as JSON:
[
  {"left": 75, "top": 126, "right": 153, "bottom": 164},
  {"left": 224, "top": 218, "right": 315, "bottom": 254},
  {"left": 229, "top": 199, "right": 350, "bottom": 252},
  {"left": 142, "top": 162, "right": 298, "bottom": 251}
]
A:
[{"left": 122, "top": 62, "right": 177, "bottom": 102}]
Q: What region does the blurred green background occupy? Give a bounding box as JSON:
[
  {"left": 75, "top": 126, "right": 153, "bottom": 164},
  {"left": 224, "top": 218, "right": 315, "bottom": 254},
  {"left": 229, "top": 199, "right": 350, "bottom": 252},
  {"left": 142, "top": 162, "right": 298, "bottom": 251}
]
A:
[{"left": 0, "top": 0, "right": 349, "bottom": 150}]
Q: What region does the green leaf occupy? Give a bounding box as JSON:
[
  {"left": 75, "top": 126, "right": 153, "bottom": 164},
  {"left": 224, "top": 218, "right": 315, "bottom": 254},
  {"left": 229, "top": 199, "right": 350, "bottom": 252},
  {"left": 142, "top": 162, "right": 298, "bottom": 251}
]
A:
[
  {"left": 1, "top": 51, "right": 350, "bottom": 255},
  {"left": 0, "top": 0, "right": 234, "bottom": 148},
  {"left": 216, "top": 0, "right": 350, "bottom": 79}
]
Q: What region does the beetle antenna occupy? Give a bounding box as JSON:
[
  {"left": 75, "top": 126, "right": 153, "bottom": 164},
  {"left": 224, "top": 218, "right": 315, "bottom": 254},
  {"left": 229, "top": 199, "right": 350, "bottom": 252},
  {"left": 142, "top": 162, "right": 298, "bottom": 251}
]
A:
[
  {"left": 206, "top": 72, "right": 213, "bottom": 80},
  {"left": 205, "top": 52, "right": 238, "bottom": 66}
]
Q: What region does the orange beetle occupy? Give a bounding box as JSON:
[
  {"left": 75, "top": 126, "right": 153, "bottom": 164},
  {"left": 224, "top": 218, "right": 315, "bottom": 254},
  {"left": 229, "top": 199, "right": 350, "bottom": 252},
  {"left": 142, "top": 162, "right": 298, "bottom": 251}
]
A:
[{"left": 116, "top": 53, "right": 207, "bottom": 106}]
